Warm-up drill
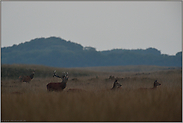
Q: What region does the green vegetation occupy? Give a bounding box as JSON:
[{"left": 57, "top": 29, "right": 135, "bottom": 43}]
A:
[{"left": 1, "top": 37, "right": 182, "bottom": 67}]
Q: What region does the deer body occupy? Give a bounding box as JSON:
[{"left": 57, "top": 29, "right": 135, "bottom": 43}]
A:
[
  {"left": 47, "top": 82, "right": 66, "bottom": 91},
  {"left": 19, "top": 72, "right": 35, "bottom": 82},
  {"left": 47, "top": 71, "right": 69, "bottom": 91}
]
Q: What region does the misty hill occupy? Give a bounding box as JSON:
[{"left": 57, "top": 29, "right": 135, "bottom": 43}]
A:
[{"left": 1, "top": 37, "right": 182, "bottom": 67}]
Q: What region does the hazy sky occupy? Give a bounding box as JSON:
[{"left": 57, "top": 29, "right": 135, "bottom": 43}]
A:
[{"left": 1, "top": 1, "right": 182, "bottom": 55}]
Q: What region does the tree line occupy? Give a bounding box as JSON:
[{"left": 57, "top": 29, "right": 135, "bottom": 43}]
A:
[{"left": 1, "top": 37, "right": 182, "bottom": 67}]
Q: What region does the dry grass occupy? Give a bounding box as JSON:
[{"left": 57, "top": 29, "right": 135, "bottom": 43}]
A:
[{"left": 1, "top": 66, "right": 182, "bottom": 122}]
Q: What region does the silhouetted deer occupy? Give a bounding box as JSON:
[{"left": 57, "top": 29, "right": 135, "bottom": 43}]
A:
[
  {"left": 111, "top": 79, "right": 122, "bottom": 90},
  {"left": 19, "top": 72, "right": 35, "bottom": 83},
  {"left": 47, "top": 71, "right": 69, "bottom": 91},
  {"left": 139, "top": 80, "right": 161, "bottom": 90}
]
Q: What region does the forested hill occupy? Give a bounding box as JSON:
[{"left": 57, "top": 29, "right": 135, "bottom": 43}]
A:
[{"left": 1, "top": 37, "right": 182, "bottom": 67}]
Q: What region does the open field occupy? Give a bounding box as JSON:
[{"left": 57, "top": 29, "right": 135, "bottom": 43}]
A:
[{"left": 1, "top": 64, "right": 182, "bottom": 121}]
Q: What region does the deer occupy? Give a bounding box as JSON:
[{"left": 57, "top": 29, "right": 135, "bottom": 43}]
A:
[
  {"left": 47, "top": 71, "right": 69, "bottom": 91},
  {"left": 19, "top": 71, "right": 35, "bottom": 83},
  {"left": 139, "top": 80, "right": 161, "bottom": 90},
  {"left": 111, "top": 79, "right": 122, "bottom": 90}
]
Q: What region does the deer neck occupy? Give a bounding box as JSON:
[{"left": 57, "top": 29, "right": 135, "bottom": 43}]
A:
[
  {"left": 152, "top": 85, "right": 158, "bottom": 89},
  {"left": 111, "top": 83, "right": 116, "bottom": 90},
  {"left": 30, "top": 74, "right": 34, "bottom": 79},
  {"left": 62, "top": 78, "right": 68, "bottom": 83},
  {"left": 111, "top": 84, "right": 119, "bottom": 90}
]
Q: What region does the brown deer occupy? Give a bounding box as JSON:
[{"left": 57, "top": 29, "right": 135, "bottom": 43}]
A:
[
  {"left": 111, "top": 79, "right": 122, "bottom": 90},
  {"left": 19, "top": 71, "right": 35, "bottom": 83},
  {"left": 139, "top": 80, "right": 161, "bottom": 90},
  {"left": 47, "top": 71, "right": 69, "bottom": 91}
]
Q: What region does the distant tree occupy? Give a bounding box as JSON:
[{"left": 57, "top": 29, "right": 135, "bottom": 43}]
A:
[
  {"left": 176, "top": 51, "right": 182, "bottom": 57},
  {"left": 145, "top": 47, "right": 161, "bottom": 55}
]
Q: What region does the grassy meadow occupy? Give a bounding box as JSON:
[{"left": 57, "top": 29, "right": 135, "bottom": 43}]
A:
[{"left": 1, "top": 64, "right": 182, "bottom": 122}]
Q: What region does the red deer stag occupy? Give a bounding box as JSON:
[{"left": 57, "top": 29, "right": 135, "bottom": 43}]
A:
[
  {"left": 19, "top": 71, "right": 35, "bottom": 83},
  {"left": 47, "top": 71, "right": 69, "bottom": 91},
  {"left": 111, "top": 79, "right": 122, "bottom": 90},
  {"left": 139, "top": 80, "right": 161, "bottom": 90}
]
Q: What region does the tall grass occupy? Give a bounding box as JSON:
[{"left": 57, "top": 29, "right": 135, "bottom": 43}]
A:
[
  {"left": 2, "top": 88, "right": 181, "bottom": 122},
  {"left": 1, "top": 64, "right": 182, "bottom": 121}
]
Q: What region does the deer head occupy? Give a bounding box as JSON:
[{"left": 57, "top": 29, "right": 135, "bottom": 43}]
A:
[
  {"left": 153, "top": 80, "right": 161, "bottom": 88},
  {"left": 111, "top": 79, "right": 122, "bottom": 90}
]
